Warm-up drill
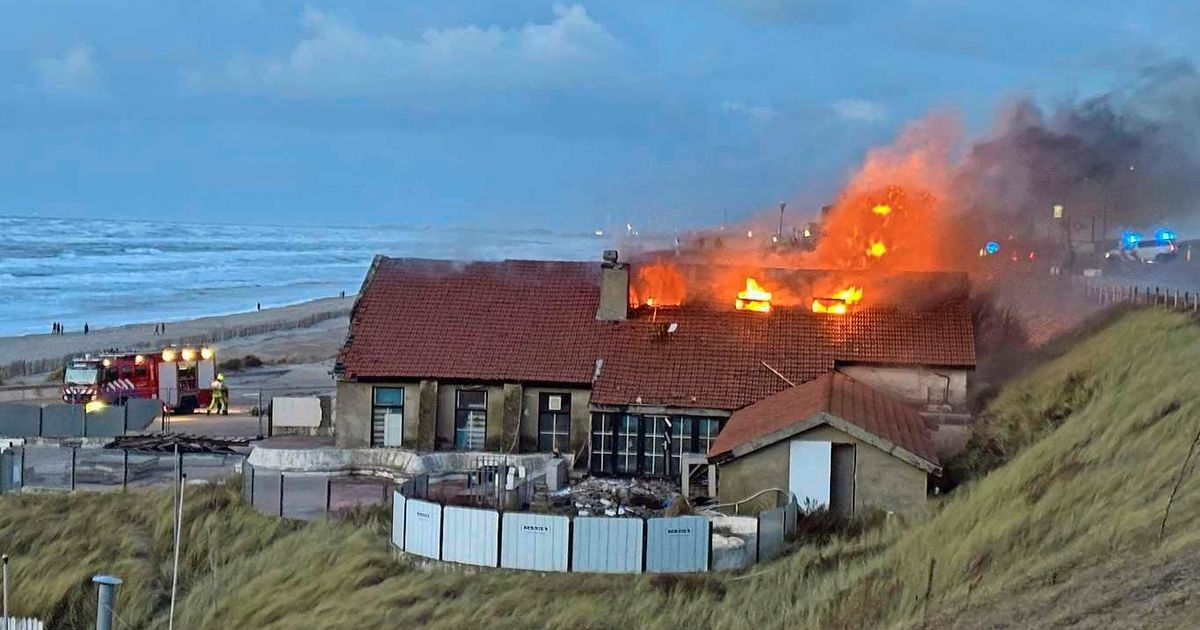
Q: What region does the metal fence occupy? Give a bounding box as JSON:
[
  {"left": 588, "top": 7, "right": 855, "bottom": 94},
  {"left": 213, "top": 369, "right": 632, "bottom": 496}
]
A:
[
  {"left": 0, "top": 400, "right": 161, "bottom": 438},
  {"left": 1079, "top": 279, "right": 1200, "bottom": 311},
  {"left": 0, "top": 446, "right": 243, "bottom": 493},
  {"left": 241, "top": 462, "right": 394, "bottom": 520}
]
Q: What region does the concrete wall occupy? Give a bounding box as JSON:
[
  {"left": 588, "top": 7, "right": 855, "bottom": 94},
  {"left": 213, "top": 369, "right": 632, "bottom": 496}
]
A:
[
  {"left": 837, "top": 365, "right": 969, "bottom": 409},
  {"left": 717, "top": 423, "right": 928, "bottom": 516},
  {"left": 335, "top": 381, "right": 420, "bottom": 449}
]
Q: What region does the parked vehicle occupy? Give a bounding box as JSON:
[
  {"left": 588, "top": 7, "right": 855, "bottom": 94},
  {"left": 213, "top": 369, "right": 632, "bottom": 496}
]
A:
[{"left": 62, "top": 346, "right": 217, "bottom": 413}]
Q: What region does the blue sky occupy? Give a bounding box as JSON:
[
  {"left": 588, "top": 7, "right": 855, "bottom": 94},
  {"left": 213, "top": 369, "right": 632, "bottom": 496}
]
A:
[{"left": 1, "top": 0, "right": 1196, "bottom": 231}]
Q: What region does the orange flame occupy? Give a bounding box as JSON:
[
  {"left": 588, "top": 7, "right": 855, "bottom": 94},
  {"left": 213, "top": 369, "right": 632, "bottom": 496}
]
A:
[
  {"left": 811, "top": 286, "right": 863, "bottom": 315},
  {"left": 735, "top": 277, "right": 772, "bottom": 313},
  {"left": 872, "top": 204, "right": 892, "bottom": 216},
  {"left": 630, "top": 262, "right": 685, "bottom": 308}
]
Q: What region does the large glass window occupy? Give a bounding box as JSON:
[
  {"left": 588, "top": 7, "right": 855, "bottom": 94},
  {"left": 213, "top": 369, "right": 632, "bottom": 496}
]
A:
[
  {"left": 670, "top": 417, "right": 694, "bottom": 476},
  {"left": 371, "top": 387, "right": 404, "bottom": 448},
  {"left": 615, "top": 414, "right": 640, "bottom": 474},
  {"left": 697, "top": 417, "right": 722, "bottom": 455},
  {"left": 590, "top": 412, "right": 614, "bottom": 473},
  {"left": 538, "top": 393, "right": 572, "bottom": 453},
  {"left": 455, "top": 390, "right": 488, "bottom": 450},
  {"left": 642, "top": 416, "right": 668, "bottom": 476}
]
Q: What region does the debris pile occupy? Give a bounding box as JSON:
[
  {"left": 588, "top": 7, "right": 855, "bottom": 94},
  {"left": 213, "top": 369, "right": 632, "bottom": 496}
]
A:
[
  {"left": 106, "top": 434, "right": 251, "bottom": 454},
  {"left": 547, "top": 477, "right": 681, "bottom": 518}
]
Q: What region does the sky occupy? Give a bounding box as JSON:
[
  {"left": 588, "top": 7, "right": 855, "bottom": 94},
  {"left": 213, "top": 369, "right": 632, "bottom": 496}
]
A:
[{"left": 1, "top": 0, "right": 1197, "bottom": 231}]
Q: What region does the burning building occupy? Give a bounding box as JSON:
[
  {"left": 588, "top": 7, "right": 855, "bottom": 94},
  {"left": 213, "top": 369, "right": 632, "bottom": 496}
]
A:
[{"left": 334, "top": 251, "right": 974, "bottom": 514}]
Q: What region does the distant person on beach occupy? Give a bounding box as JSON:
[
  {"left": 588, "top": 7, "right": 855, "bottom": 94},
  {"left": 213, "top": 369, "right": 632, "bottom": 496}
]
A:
[
  {"left": 256, "top": 303, "right": 261, "bottom": 311},
  {"left": 153, "top": 323, "right": 159, "bottom": 336},
  {"left": 340, "top": 291, "right": 345, "bottom": 299},
  {"left": 83, "top": 323, "right": 89, "bottom": 335}
]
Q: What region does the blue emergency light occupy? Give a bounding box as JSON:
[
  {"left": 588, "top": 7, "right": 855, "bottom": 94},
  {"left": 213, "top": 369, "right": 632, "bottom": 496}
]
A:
[
  {"left": 1123, "top": 231, "right": 1142, "bottom": 247},
  {"left": 985, "top": 240, "right": 1000, "bottom": 255},
  {"left": 1156, "top": 229, "right": 1176, "bottom": 242}
]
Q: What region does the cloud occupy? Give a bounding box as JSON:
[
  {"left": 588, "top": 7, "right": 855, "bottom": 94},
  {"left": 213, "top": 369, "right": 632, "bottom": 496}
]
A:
[
  {"left": 720, "top": 100, "right": 776, "bottom": 123},
  {"left": 32, "top": 45, "right": 102, "bottom": 97},
  {"left": 186, "top": 4, "right": 619, "bottom": 98},
  {"left": 831, "top": 98, "right": 887, "bottom": 123}
]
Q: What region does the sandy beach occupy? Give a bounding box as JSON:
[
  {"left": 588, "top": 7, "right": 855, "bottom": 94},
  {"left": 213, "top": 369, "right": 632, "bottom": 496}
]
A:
[{"left": 0, "top": 295, "right": 354, "bottom": 382}]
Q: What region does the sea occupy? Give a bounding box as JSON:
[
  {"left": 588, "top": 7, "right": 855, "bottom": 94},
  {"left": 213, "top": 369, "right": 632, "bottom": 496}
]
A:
[{"left": 0, "top": 215, "right": 616, "bottom": 336}]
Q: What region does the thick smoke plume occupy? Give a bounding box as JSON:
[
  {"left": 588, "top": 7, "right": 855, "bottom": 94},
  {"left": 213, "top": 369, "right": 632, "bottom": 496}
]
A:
[{"left": 815, "top": 57, "right": 1200, "bottom": 272}]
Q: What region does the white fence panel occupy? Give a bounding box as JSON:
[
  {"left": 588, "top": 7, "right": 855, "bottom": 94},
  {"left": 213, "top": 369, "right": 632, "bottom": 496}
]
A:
[
  {"left": 441, "top": 506, "right": 499, "bottom": 567},
  {"left": 571, "top": 517, "right": 643, "bottom": 574},
  {"left": 500, "top": 513, "right": 569, "bottom": 572},
  {"left": 646, "top": 516, "right": 710, "bottom": 573},
  {"left": 0, "top": 618, "right": 44, "bottom": 630},
  {"left": 404, "top": 499, "right": 442, "bottom": 560},
  {"left": 392, "top": 491, "right": 407, "bottom": 550}
]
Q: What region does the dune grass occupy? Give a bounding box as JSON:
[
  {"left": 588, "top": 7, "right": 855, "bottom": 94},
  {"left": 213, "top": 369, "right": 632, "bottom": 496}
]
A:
[{"left": 2, "top": 307, "right": 1199, "bottom": 628}]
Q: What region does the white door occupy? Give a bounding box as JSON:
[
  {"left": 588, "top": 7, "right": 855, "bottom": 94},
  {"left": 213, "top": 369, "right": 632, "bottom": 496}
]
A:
[
  {"left": 384, "top": 411, "right": 403, "bottom": 447},
  {"left": 788, "top": 440, "right": 832, "bottom": 509},
  {"left": 158, "top": 362, "right": 178, "bottom": 406},
  {"left": 197, "top": 359, "right": 215, "bottom": 389}
]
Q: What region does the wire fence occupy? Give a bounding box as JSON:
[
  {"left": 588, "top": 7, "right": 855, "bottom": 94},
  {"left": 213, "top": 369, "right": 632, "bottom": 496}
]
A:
[
  {"left": 0, "top": 446, "right": 244, "bottom": 493},
  {"left": 1078, "top": 279, "right": 1200, "bottom": 310},
  {"left": 241, "top": 462, "right": 394, "bottom": 520}
]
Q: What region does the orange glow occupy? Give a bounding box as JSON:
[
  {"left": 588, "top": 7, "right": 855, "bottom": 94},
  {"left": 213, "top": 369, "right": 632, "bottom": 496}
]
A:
[
  {"left": 866, "top": 241, "right": 887, "bottom": 258},
  {"left": 872, "top": 204, "right": 892, "bottom": 216},
  {"left": 630, "top": 262, "right": 685, "bottom": 308},
  {"left": 812, "top": 286, "right": 863, "bottom": 315},
  {"left": 735, "top": 277, "right": 773, "bottom": 313}
]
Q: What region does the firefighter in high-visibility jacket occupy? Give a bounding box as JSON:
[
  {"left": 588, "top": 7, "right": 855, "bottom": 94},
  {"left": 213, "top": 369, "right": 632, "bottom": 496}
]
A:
[{"left": 207, "top": 373, "right": 228, "bottom": 416}]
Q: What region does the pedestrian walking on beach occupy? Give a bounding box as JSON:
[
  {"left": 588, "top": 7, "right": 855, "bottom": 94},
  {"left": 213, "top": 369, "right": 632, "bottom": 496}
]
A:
[
  {"left": 256, "top": 302, "right": 261, "bottom": 311},
  {"left": 161, "top": 322, "right": 166, "bottom": 335},
  {"left": 83, "top": 323, "right": 89, "bottom": 335}
]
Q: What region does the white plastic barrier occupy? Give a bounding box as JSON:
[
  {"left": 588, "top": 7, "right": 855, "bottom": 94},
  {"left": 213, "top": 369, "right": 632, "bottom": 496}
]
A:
[
  {"left": 571, "top": 516, "right": 644, "bottom": 573},
  {"left": 404, "top": 499, "right": 442, "bottom": 560},
  {"left": 645, "top": 516, "right": 710, "bottom": 573},
  {"left": 392, "top": 491, "right": 407, "bottom": 550},
  {"left": 441, "top": 506, "right": 500, "bottom": 567},
  {"left": 500, "top": 513, "right": 569, "bottom": 572}
]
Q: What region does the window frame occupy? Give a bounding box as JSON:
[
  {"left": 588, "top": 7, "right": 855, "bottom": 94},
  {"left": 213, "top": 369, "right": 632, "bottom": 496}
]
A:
[
  {"left": 454, "top": 389, "right": 488, "bottom": 450},
  {"left": 370, "top": 386, "right": 405, "bottom": 448},
  {"left": 537, "top": 393, "right": 572, "bottom": 454}
]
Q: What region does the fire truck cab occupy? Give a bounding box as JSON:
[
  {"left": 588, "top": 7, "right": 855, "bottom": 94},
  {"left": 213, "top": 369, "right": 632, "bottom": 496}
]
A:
[{"left": 62, "top": 346, "right": 217, "bottom": 414}]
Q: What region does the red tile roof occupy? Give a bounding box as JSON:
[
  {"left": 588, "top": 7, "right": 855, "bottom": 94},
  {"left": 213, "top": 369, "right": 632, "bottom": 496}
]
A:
[
  {"left": 706, "top": 371, "right": 940, "bottom": 471},
  {"left": 338, "top": 258, "right": 975, "bottom": 409},
  {"left": 590, "top": 298, "right": 974, "bottom": 410},
  {"left": 337, "top": 257, "right": 602, "bottom": 383}
]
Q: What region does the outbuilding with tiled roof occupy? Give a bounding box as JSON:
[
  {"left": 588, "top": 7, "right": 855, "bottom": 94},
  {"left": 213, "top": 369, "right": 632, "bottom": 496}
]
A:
[{"left": 708, "top": 370, "right": 940, "bottom": 516}]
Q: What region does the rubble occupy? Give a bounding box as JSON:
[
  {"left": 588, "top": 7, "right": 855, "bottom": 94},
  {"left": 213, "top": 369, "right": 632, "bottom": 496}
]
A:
[
  {"left": 547, "top": 477, "right": 682, "bottom": 518},
  {"left": 105, "top": 434, "right": 252, "bottom": 454}
]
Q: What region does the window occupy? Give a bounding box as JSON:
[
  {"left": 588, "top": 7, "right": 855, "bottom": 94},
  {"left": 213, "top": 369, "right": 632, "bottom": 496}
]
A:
[
  {"left": 696, "top": 417, "right": 722, "bottom": 456},
  {"left": 670, "top": 417, "right": 694, "bottom": 476},
  {"left": 371, "top": 387, "right": 404, "bottom": 448},
  {"left": 642, "top": 416, "right": 669, "bottom": 476},
  {"left": 615, "top": 414, "right": 640, "bottom": 474},
  {"left": 538, "top": 393, "right": 572, "bottom": 453},
  {"left": 590, "top": 413, "right": 614, "bottom": 473},
  {"left": 455, "top": 390, "right": 488, "bottom": 450}
]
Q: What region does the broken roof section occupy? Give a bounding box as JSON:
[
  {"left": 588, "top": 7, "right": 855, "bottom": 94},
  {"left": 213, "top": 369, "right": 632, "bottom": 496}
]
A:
[
  {"left": 706, "top": 370, "right": 941, "bottom": 473},
  {"left": 338, "top": 257, "right": 975, "bottom": 409}
]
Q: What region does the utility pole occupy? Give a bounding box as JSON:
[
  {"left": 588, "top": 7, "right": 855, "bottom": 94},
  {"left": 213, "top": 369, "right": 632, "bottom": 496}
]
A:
[
  {"left": 778, "top": 202, "right": 786, "bottom": 241},
  {"left": 3, "top": 554, "right": 8, "bottom": 630},
  {"left": 168, "top": 473, "right": 186, "bottom": 630}
]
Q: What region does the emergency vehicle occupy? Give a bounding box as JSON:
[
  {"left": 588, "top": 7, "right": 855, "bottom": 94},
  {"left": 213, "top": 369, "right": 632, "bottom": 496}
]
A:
[
  {"left": 62, "top": 346, "right": 217, "bottom": 413},
  {"left": 1105, "top": 230, "right": 1178, "bottom": 263}
]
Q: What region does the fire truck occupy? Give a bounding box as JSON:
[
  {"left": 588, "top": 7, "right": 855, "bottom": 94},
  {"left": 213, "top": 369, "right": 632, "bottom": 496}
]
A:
[{"left": 62, "top": 346, "right": 217, "bottom": 414}]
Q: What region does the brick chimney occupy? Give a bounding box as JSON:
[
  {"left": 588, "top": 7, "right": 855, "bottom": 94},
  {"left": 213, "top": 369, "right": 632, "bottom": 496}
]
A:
[{"left": 596, "top": 250, "right": 629, "bottom": 321}]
